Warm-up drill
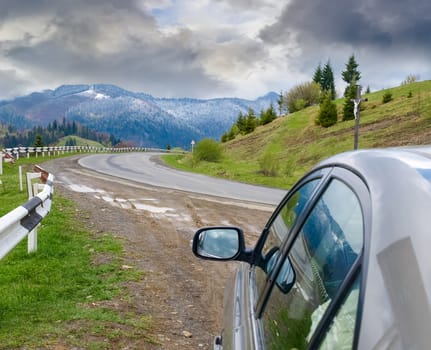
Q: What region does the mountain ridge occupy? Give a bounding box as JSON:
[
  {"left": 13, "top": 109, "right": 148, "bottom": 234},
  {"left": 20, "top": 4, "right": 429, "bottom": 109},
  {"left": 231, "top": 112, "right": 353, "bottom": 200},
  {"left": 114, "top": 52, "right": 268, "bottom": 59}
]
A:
[{"left": 0, "top": 84, "right": 278, "bottom": 148}]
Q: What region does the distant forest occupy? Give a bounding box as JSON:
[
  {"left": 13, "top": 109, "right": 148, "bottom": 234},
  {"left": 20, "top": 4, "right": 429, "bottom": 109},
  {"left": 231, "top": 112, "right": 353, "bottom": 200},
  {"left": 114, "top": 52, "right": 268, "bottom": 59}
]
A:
[{"left": 1, "top": 118, "right": 120, "bottom": 148}]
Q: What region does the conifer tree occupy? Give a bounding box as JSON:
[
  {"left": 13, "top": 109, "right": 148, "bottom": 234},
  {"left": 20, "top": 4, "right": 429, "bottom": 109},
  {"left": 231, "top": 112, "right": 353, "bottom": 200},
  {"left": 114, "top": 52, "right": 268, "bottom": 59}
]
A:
[
  {"left": 342, "top": 55, "right": 361, "bottom": 120},
  {"left": 316, "top": 92, "right": 338, "bottom": 127},
  {"left": 244, "top": 108, "right": 258, "bottom": 134},
  {"left": 313, "top": 63, "right": 323, "bottom": 86},
  {"left": 321, "top": 60, "right": 336, "bottom": 100},
  {"left": 343, "top": 84, "right": 358, "bottom": 121},
  {"left": 342, "top": 55, "right": 361, "bottom": 90},
  {"left": 277, "top": 91, "right": 284, "bottom": 116},
  {"left": 34, "top": 134, "right": 44, "bottom": 147}
]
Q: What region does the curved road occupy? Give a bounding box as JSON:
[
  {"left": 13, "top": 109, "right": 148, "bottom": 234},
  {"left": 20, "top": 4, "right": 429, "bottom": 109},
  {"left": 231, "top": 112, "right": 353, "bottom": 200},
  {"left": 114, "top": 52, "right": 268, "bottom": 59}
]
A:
[{"left": 79, "top": 152, "right": 287, "bottom": 205}]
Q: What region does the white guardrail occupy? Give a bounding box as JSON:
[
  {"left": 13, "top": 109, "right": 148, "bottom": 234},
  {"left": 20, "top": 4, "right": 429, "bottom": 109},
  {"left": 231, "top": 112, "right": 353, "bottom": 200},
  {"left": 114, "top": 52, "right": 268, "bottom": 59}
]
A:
[
  {"left": 0, "top": 168, "right": 54, "bottom": 260},
  {"left": 2, "top": 145, "right": 180, "bottom": 160},
  {"left": 1, "top": 145, "right": 183, "bottom": 175},
  {"left": 0, "top": 145, "right": 183, "bottom": 259}
]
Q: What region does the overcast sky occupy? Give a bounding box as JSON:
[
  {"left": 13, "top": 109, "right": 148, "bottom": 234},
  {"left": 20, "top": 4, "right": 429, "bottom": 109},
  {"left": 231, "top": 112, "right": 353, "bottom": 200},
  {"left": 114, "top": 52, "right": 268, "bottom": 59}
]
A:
[{"left": 0, "top": 0, "right": 430, "bottom": 100}]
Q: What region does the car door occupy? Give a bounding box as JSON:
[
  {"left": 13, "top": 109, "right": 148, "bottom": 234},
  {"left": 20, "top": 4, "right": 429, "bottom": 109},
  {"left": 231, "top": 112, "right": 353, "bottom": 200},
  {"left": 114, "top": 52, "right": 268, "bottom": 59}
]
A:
[
  {"left": 217, "top": 169, "right": 326, "bottom": 350},
  {"left": 251, "top": 166, "right": 369, "bottom": 349}
]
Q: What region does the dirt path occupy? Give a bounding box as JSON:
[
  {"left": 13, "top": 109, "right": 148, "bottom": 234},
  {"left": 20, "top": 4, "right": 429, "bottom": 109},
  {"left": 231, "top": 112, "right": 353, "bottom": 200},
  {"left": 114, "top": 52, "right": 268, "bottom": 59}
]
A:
[{"left": 42, "top": 155, "right": 274, "bottom": 349}]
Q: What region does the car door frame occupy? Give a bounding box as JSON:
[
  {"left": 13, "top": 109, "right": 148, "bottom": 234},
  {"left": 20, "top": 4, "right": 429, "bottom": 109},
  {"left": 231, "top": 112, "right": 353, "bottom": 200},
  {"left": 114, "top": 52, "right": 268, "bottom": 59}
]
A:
[{"left": 250, "top": 164, "right": 371, "bottom": 349}]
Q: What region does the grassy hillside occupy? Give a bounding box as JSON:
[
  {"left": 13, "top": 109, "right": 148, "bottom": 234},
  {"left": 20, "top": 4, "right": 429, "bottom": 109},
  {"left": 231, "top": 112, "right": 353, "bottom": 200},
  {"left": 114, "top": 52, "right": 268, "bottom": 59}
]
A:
[
  {"left": 56, "top": 135, "right": 104, "bottom": 148},
  {"left": 164, "top": 80, "right": 431, "bottom": 189},
  {"left": 0, "top": 156, "right": 153, "bottom": 348}
]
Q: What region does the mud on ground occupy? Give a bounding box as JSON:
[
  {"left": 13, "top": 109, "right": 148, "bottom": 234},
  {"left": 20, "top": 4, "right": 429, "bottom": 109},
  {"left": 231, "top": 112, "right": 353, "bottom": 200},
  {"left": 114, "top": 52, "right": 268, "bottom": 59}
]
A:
[{"left": 43, "top": 156, "right": 274, "bottom": 349}]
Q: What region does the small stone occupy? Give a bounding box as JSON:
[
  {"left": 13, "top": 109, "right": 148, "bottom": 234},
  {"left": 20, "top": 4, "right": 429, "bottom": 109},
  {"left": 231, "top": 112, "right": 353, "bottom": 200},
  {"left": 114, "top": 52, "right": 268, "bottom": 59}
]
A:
[{"left": 182, "top": 330, "right": 193, "bottom": 338}]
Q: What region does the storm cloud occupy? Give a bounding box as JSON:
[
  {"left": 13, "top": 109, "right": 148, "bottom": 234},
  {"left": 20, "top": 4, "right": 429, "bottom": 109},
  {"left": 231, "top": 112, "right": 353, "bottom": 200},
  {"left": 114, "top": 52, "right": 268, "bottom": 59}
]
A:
[{"left": 0, "top": 0, "right": 429, "bottom": 99}]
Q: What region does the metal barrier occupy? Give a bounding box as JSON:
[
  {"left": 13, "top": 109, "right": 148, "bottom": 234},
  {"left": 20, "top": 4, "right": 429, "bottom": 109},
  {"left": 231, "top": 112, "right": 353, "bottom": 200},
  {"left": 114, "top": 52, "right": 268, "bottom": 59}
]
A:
[
  {"left": 2, "top": 145, "right": 179, "bottom": 161},
  {"left": 0, "top": 168, "right": 54, "bottom": 260}
]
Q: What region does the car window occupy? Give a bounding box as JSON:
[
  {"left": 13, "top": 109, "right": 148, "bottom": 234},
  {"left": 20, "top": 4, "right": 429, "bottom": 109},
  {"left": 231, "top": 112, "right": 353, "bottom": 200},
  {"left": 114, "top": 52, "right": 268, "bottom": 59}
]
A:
[
  {"left": 261, "top": 178, "right": 363, "bottom": 350},
  {"left": 255, "top": 179, "right": 320, "bottom": 298},
  {"left": 317, "top": 276, "right": 360, "bottom": 350}
]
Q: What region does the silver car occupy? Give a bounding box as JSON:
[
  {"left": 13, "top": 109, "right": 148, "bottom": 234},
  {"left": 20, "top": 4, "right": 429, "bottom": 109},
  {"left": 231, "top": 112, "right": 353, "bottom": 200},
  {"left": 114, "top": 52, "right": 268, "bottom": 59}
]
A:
[{"left": 192, "top": 147, "right": 431, "bottom": 350}]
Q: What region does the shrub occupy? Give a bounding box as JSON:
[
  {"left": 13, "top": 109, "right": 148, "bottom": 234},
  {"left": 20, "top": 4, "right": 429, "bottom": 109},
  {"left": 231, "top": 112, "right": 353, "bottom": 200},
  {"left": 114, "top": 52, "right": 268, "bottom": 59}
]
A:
[
  {"left": 193, "top": 138, "right": 224, "bottom": 162},
  {"left": 382, "top": 91, "right": 393, "bottom": 103},
  {"left": 316, "top": 93, "right": 338, "bottom": 127},
  {"left": 258, "top": 151, "right": 279, "bottom": 176},
  {"left": 285, "top": 82, "right": 321, "bottom": 113}
]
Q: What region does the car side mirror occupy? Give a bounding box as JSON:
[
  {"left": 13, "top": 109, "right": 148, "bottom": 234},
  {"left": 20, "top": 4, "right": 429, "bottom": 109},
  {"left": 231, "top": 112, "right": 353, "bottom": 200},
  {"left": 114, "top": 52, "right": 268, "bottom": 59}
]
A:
[
  {"left": 192, "top": 227, "right": 250, "bottom": 262},
  {"left": 266, "top": 248, "right": 296, "bottom": 294}
]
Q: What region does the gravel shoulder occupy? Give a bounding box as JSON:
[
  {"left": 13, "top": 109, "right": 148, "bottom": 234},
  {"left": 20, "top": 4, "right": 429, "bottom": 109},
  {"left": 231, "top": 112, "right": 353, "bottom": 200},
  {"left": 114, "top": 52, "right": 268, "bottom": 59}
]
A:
[{"left": 42, "top": 155, "right": 274, "bottom": 349}]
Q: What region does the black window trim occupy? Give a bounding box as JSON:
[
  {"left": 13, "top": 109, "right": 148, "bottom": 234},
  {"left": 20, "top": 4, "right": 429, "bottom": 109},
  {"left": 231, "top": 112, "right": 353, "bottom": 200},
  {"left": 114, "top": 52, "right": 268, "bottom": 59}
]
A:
[
  {"left": 307, "top": 255, "right": 362, "bottom": 348},
  {"left": 306, "top": 166, "right": 371, "bottom": 349},
  {"left": 255, "top": 167, "right": 333, "bottom": 317},
  {"left": 253, "top": 168, "right": 329, "bottom": 264}
]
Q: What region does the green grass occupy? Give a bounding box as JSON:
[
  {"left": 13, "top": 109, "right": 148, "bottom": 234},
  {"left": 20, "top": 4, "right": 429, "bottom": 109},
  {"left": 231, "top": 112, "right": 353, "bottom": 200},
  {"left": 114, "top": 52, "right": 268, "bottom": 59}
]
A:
[
  {"left": 0, "top": 157, "right": 156, "bottom": 349},
  {"left": 56, "top": 135, "right": 105, "bottom": 148},
  {"left": 163, "top": 80, "right": 431, "bottom": 189}
]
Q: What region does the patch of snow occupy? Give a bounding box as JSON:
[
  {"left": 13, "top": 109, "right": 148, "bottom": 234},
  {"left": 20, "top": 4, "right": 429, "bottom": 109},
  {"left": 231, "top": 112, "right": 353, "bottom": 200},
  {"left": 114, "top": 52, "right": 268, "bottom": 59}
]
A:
[
  {"left": 78, "top": 88, "right": 110, "bottom": 100},
  {"left": 133, "top": 203, "right": 173, "bottom": 213},
  {"left": 69, "top": 184, "right": 98, "bottom": 193}
]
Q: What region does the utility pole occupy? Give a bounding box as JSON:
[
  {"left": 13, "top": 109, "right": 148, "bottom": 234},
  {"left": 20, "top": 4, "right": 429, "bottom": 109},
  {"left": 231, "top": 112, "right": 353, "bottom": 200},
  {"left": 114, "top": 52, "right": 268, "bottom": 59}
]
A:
[{"left": 352, "top": 85, "right": 364, "bottom": 150}]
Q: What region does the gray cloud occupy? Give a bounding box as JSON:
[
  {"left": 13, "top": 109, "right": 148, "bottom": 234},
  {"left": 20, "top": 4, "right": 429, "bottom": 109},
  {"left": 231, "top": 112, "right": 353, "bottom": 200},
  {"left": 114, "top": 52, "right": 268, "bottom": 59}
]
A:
[
  {"left": 258, "top": 0, "right": 431, "bottom": 93},
  {"left": 0, "top": 0, "right": 430, "bottom": 100},
  {"left": 260, "top": 0, "right": 431, "bottom": 49},
  {"left": 0, "top": 0, "right": 234, "bottom": 98},
  {"left": 0, "top": 69, "right": 31, "bottom": 98}
]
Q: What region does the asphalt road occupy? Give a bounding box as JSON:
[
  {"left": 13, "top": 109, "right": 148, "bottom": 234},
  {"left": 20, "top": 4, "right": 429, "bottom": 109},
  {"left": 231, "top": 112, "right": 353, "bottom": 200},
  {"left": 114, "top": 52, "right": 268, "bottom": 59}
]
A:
[{"left": 79, "top": 152, "right": 287, "bottom": 205}]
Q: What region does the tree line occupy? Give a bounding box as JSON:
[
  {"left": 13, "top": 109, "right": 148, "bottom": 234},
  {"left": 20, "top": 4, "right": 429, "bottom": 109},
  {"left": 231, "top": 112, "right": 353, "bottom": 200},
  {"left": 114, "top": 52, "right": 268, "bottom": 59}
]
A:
[
  {"left": 219, "top": 55, "right": 364, "bottom": 143},
  {"left": 221, "top": 104, "right": 278, "bottom": 142},
  {"left": 1, "top": 117, "right": 120, "bottom": 148},
  {"left": 278, "top": 55, "right": 364, "bottom": 127}
]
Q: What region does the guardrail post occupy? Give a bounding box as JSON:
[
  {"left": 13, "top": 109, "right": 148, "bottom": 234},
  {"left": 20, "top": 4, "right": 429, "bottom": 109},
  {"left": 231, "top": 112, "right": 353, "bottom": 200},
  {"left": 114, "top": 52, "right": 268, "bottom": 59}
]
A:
[
  {"left": 19, "top": 166, "right": 23, "bottom": 192},
  {"left": 26, "top": 166, "right": 49, "bottom": 254}
]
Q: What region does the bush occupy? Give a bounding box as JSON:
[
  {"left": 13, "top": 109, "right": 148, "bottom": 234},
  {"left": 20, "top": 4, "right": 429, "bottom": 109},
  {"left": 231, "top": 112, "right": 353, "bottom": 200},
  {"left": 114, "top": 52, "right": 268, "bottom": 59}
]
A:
[
  {"left": 285, "top": 82, "right": 321, "bottom": 113},
  {"left": 382, "top": 91, "right": 393, "bottom": 103},
  {"left": 258, "top": 151, "right": 279, "bottom": 176},
  {"left": 193, "top": 138, "right": 224, "bottom": 162}
]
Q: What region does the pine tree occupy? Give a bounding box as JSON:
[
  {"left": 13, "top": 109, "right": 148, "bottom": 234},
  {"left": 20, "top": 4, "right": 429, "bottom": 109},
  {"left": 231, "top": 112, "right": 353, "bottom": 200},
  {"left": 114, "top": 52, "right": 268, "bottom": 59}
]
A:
[
  {"left": 34, "top": 134, "right": 44, "bottom": 147},
  {"left": 313, "top": 63, "right": 323, "bottom": 86},
  {"left": 277, "top": 91, "right": 284, "bottom": 116},
  {"left": 342, "top": 55, "right": 361, "bottom": 120},
  {"left": 343, "top": 84, "right": 358, "bottom": 121},
  {"left": 244, "top": 108, "right": 258, "bottom": 134},
  {"left": 342, "top": 55, "right": 361, "bottom": 90},
  {"left": 236, "top": 111, "right": 246, "bottom": 134},
  {"left": 321, "top": 60, "right": 336, "bottom": 100},
  {"left": 260, "top": 104, "right": 277, "bottom": 125}
]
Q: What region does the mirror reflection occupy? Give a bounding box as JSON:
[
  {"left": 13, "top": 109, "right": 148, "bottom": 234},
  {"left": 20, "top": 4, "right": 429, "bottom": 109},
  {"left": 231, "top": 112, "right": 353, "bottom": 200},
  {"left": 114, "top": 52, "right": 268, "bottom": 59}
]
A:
[
  {"left": 197, "top": 228, "right": 240, "bottom": 259},
  {"left": 266, "top": 249, "right": 296, "bottom": 294}
]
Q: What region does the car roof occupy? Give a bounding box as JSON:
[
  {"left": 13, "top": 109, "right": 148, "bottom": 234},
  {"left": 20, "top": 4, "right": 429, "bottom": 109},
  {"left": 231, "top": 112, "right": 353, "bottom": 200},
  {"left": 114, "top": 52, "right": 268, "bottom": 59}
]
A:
[{"left": 317, "top": 147, "right": 431, "bottom": 349}]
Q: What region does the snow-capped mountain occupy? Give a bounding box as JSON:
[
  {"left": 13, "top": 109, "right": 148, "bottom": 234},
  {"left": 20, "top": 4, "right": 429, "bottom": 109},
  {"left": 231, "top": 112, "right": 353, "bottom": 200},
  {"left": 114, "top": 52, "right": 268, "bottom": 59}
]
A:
[{"left": 0, "top": 84, "right": 278, "bottom": 148}]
